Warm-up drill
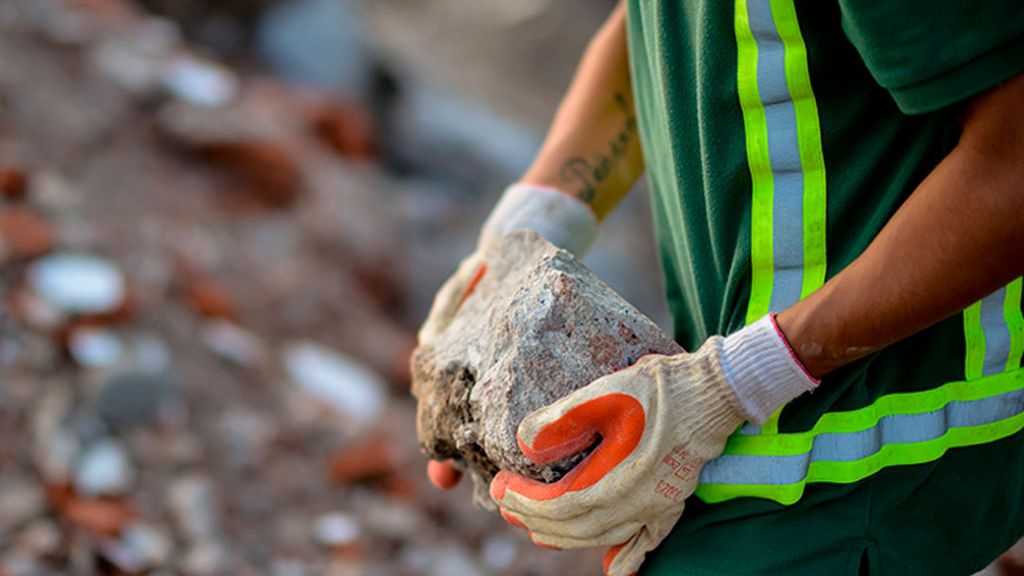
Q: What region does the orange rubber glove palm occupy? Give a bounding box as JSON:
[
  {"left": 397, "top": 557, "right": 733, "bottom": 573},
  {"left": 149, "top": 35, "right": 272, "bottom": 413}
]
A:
[{"left": 490, "top": 316, "right": 818, "bottom": 576}]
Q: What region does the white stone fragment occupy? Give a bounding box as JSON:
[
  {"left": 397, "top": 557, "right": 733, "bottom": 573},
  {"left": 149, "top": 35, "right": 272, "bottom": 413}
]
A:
[
  {"left": 201, "top": 320, "right": 266, "bottom": 366},
  {"left": 283, "top": 342, "right": 386, "bottom": 424},
  {"left": 28, "top": 252, "right": 126, "bottom": 315},
  {"left": 162, "top": 55, "right": 239, "bottom": 107},
  {"left": 101, "top": 523, "right": 173, "bottom": 573},
  {"left": 312, "top": 513, "right": 361, "bottom": 548},
  {"left": 74, "top": 439, "right": 135, "bottom": 497},
  {"left": 68, "top": 328, "right": 123, "bottom": 368},
  {"left": 168, "top": 475, "right": 220, "bottom": 542}
]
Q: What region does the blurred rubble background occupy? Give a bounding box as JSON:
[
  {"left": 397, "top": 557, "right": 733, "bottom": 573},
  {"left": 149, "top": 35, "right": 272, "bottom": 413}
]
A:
[{"left": 0, "top": 0, "right": 671, "bottom": 574}]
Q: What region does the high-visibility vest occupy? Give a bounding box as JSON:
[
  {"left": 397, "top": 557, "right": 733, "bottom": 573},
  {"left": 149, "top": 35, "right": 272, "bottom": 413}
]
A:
[{"left": 694, "top": 0, "right": 1024, "bottom": 506}]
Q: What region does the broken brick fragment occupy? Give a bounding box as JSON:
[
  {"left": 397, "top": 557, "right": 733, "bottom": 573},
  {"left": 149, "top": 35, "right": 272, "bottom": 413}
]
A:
[
  {"left": 0, "top": 169, "right": 28, "bottom": 200},
  {"left": 0, "top": 206, "right": 55, "bottom": 261},
  {"left": 49, "top": 484, "right": 133, "bottom": 537},
  {"left": 62, "top": 497, "right": 134, "bottom": 537},
  {"left": 184, "top": 279, "right": 238, "bottom": 321},
  {"left": 192, "top": 141, "right": 302, "bottom": 209},
  {"left": 309, "top": 101, "right": 378, "bottom": 160},
  {"left": 328, "top": 436, "right": 405, "bottom": 485}
]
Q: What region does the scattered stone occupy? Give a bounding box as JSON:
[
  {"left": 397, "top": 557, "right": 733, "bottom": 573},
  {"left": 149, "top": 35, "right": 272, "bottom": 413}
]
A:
[
  {"left": 67, "top": 327, "right": 124, "bottom": 368},
  {"left": 0, "top": 478, "right": 46, "bottom": 537},
  {"left": 13, "top": 519, "right": 61, "bottom": 557},
  {"left": 183, "top": 277, "right": 237, "bottom": 320},
  {"left": 60, "top": 496, "right": 133, "bottom": 537},
  {"left": 95, "top": 371, "right": 181, "bottom": 430},
  {"left": 31, "top": 388, "right": 79, "bottom": 484},
  {"left": 218, "top": 409, "right": 274, "bottom": 467},
  {"left": 27, "top": 252, "right": 126, "bottom": 316},
  {"left": 283, "top": 342, "right": 386, "bottom": 425},
  {"left": 200, "top": 320, "right": 267, "bottom": 366},
  {"left": 100, "top": 522, "right": 173, "bottom": 573},
  {"left": 0, "top": 207, "right": 55, "bottom": 262},
  {"left": 162, "top": 55, "right": 239, "bottom": 107},
  {"left": 179, "top": 541, "right": 234, "bottom": 576},
  {"left": 0, "top": 169, "right": 28, "bottom": 200},
  {"left": 328, "top": 436, "right": 404, "bottom": 485},
  {"left": 90, "top": 17, "right": 181, "bottom": 96},
  {"left": 191, "top": 140, "right": 303, "bottom": 209},
  {"left": 74, "top": 439, "right": 135, "bottom": 497},
  {"left": 411, "top": 231, "right": 683, "bottom": 500},
  {"left": 132, "top": 334, "right": 173, "bottom": 373},
  {"left": 308, "top": 101, "right": 377, "bottom": 159},
  {"left": 12, "top": 290, "right": 65, "bottom": 331},
  {"left": 168, "top": 475, "right": 220, "bottom": 543},
  {"left": 312, "top": 513, "right": 361, "bottom": 548}
]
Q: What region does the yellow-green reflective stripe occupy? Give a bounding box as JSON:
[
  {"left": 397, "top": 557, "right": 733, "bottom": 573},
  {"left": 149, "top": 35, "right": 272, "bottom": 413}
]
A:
[
  {"left": 770, "top": 0, "right": 827, "bottom": 300},
  {"left": 965, "top": 281, "right": 1024, "bottom": 380},
  {"left": 697, "top": 369, "right": 1024, "bottom": 504},
  {"left": 1005, "top": 278, "right": 1024, "bottom": 372},
  {"left": 722, "top": 369, "right": 1024, "bottom": 457},
  {"left": 697, "top": 409, "right": 1024, "bottom": 505},
  {"left": 964, "top": 301, "right": 986, "bottom": 380},
  {"left": 738, "top": 0, "right": 826, "bottom": 326},
  {"left": 736, "top": 0, "right": 774, "bottom": 326}
]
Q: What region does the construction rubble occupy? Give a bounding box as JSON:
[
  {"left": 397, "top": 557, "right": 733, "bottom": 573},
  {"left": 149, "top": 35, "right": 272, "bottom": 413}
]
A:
[
  {"left": 0, "top": 0, "right": 622, "bottom": 573},
  {"left": 412, "top": 232, "right": 681, "bottom": 507}
]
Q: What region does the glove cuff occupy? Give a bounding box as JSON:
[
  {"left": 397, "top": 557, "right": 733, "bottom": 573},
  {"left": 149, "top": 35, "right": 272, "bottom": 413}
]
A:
[
  {"left": 719, "top": 315, "right": 819, "bottom": 424},
  {"left": 480, "top": 183, "right": 599, "bottom": 257}
]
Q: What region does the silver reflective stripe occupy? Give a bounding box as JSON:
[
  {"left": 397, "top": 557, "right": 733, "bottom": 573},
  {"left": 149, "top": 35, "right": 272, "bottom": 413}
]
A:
[
  {"left": 981, "top": 286, "right": 1012, "bottom": 376},
  {"left": 700, "top": 387, "right": 1024, "bottom": 485},
  {"left": 747, "top": 0, "right": 805, "bottom": 312}
]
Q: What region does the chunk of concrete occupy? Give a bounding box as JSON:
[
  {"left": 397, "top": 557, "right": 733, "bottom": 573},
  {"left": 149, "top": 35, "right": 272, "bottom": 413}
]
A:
[{"left": 411, "top": 231, "right": 682, "bottom": 505}]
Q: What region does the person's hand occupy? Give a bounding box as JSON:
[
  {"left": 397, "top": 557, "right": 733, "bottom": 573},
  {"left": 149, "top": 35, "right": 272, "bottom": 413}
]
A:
[
  {"left": 416, "top": 251, "right": 487, "bottom": 344},
  {"left": 489, "top": 315, "right": 818, "bottom": 576},
  {"left": 418, "top": 183, "right": 600, "bottom": 488},
  {"left": 416, "top": 183, "right": 598, "bottom": 345},
  {"left": 426, "top": 459, "right": 463, "bottom": 489}
]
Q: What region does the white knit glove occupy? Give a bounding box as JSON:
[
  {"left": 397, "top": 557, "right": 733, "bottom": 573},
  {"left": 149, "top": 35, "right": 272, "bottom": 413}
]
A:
[
  {"left": 417, "top": 183, "right": 598, "bottom": 344},
  {"left": 490, "top": 315, "right": 818, "bottom": 576}
]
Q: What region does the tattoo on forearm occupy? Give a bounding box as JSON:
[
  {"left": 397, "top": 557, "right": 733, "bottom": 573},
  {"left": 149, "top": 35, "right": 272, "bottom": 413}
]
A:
[{"left": 560, "top": 92, "right": 638, "bottom": 203}]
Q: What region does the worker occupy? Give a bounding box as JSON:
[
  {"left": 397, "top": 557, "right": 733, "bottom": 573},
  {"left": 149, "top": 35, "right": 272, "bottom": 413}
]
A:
[{"left": 418, "top": 1, "right": 1024, "bottom": 574}]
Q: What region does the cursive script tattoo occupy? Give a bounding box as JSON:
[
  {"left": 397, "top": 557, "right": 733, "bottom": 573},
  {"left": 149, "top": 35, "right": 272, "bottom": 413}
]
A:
[{"left": 560, "top": 92, "right": 638, "bottom": 203}]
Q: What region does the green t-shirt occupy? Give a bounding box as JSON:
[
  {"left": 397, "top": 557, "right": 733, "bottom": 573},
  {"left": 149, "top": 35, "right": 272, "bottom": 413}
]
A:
[{"left": 625, "top": 0, "right": 1024, "bottom": 574}]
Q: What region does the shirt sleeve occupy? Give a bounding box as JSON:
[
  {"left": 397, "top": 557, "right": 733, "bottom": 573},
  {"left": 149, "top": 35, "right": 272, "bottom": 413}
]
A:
[{"left": 837, "top": 0, "right": 1024, "bottom": 114}]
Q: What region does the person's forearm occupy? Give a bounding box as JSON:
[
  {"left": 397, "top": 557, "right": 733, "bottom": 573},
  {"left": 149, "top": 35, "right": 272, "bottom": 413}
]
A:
[
  {"left": 520, "top": 1, "right": 643, "bottom": 220},
  {"left": 777, "top": 74, "right": 1024, "bottom": 377}
]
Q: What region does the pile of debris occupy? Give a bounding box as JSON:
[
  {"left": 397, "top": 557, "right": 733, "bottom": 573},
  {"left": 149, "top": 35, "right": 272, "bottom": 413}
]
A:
[{"left": 0, "top": 0, "right": 600, "bottom": 574}]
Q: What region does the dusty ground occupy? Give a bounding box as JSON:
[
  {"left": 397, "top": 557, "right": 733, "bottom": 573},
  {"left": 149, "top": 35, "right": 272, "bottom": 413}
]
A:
[{"left": 0, "top": 0, "right": 618, "bottom": 574}]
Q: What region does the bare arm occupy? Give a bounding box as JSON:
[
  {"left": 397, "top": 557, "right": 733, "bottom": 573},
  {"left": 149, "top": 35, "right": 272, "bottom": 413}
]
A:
[
  {"left": 520, "top": 1, "right": 643, "bottom": 220},
  {"left": 778, "top": 73, "right": 1024, "bottom": 377}
]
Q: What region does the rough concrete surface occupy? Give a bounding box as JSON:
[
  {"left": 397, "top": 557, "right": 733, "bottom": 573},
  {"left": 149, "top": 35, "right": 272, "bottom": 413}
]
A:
[{"left": 412, "top": 231, "right": 682, "bottom": 506}]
